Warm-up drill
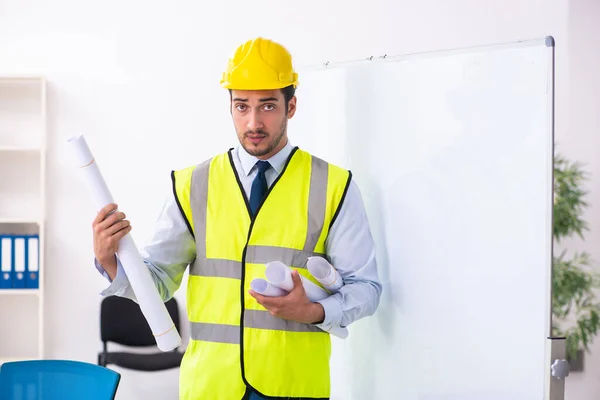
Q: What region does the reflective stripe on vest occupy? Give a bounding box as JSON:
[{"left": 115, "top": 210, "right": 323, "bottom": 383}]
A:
[{"left": 172, "top": 147, "right": 351, "bottom": 399}]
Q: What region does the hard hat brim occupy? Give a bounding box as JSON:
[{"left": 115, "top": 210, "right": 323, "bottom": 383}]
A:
[{"left": 220, "top": 81, "right": 298, "bottom": 90}]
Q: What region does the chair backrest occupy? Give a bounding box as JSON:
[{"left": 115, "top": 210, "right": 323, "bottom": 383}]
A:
[
  {"left": 0, "top": 359, "right": 120, "bottom": 400},
  {"left": 100, "top": 295, "right": 180, "bottom": 347}
]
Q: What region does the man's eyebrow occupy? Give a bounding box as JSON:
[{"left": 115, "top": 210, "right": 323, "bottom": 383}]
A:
[{"left": 232, "top": 97, "right": 279, "bottom": 102}]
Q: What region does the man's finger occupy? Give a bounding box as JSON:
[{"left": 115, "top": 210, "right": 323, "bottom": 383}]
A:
[
  {"left": 250, "top": 291, "right": 282, "bottom": 307},
  {"left": 104, "top": 219, "right": 130, "bottom": 236},
  {"left": 249, "top": 290, "right": 263, "bottom": 302},
  {"left": 99, "top": 211, "right": 126, "bottom": 230},
  {"left": 112, "top": 224, "right": 132, "bottom": 241},
  {"left": 94, "top": 203, "right": 118, "bottom": 225},
  {"left": 249, "top": 290, "right": 270, "bottom": 306},
  {"left": 259, "top": 296, "right": 281, "bottom": 308},
  {"left": 291, "top": 270, "right": 304, "bottom": 290}
]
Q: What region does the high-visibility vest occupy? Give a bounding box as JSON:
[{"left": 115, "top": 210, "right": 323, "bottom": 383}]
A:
[{"left": 172, "top": 147, "right": 351, "bottom": 399}]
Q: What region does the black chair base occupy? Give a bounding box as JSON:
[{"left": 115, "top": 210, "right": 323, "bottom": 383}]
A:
[{"left": 99, "top": 351, "right": 183, "bottom": 372}]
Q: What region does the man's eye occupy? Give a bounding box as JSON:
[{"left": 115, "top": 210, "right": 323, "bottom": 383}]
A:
[
  {"left": 263, "top": 104, "right": 275, "bottom": 111},
  {"left": 236, "top": 104, "right": 247, "bottom": 111}
]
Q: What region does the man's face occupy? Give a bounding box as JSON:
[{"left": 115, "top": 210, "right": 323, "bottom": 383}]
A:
[{"left": 230, "top": 89, "right": 296, "bottom": 160}]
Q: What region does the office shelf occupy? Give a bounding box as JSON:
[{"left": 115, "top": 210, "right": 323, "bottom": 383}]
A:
[
  {"left": 0, "top": 76, "right": 46, "bottom": 363},
  {"left": 0, "top": 146, "right": 41, "bottom": 153},
  {"left": 0, "top": 218, "right": 41, "bottom": 225},
  {"left": 0, "top": 289, "right": 40, "bottom": 296}
]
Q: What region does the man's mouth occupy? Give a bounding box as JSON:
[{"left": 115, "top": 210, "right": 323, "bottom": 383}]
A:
[{"left": 247, "top": 134, "right": 266, "bottom": 144}]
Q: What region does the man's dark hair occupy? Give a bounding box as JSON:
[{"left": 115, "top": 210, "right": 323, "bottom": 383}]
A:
[
  {"left": 280, "top": 85, "right": 296, "bottom": 111},
  {"left": 229, "top": 85, "right": 296, "bottom": 112}
]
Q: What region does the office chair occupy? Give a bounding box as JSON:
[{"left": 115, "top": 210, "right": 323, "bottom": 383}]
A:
[
  {"left": 98, "top": 295, "right": 183, "bottom": 371},
  {"left": 0, "top": 359, "right": 120, "bottom": 400}
]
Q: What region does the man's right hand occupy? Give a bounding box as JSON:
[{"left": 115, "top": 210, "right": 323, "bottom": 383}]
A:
[{"left": 93, "top": 203, "right": 132, "bottom": 280}]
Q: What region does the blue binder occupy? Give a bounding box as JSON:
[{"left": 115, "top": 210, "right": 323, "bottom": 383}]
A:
[
  {"left": 26, "top": 234, "right": 39, "bottom": 289},
  {"left": 0, "top": 235, "right": 12, "bottom": 289},
  {"left": 12, "top": 235, "right": 27, "bottom": 289}
]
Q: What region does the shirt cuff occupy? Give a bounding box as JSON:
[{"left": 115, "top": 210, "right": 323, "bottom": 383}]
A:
[
  {"left": 95, "top": 258, "right": 131, "bottom": 297},
  {"left": 94, "top": 258, "right": 113, "bottom": 282},
  {"left": 313, "top": 295, "right": 343, "bottom": 332}
]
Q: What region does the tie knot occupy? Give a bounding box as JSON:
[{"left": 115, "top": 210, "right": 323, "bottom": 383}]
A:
[{"left": 255, "top": 160, "right": 271, "bottom": 174}]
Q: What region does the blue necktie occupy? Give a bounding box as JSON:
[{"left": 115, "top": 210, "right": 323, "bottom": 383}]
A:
[{"left": 249, "top": 160, "right": 271, "bottom": 215}]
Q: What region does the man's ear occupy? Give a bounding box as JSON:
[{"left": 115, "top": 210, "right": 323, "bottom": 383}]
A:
[{"left": 287, "top": 96, "right": 297, "bottom": 118}]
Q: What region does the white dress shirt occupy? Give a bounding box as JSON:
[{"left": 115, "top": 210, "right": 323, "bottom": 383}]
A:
[{"left": 96, "top": 140, "right": 382, "bottom": 332}]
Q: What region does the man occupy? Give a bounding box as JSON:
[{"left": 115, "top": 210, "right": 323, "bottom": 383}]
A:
[{"left": 93, "top": 37, "right": 382, "bottom": 400}]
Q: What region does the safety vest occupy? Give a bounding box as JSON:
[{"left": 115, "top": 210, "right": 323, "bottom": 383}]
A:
[{"left": 171, "top": 146, "right": 351, "bottom": 400}]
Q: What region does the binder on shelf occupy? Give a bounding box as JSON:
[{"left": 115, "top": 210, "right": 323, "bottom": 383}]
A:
[
  {"left": 1, "top": 235, "right": 12, "bottom": 289},
  {"left": 26, "top": 234, "right": 39, "bottom": 289},
  {"left": 12, "top": 236, "right": 26, "bottom": 289}
]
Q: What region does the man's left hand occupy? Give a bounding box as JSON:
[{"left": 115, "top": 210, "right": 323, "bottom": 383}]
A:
[{"left": 249, "top": 269, "right": 325, "bottom": 324}]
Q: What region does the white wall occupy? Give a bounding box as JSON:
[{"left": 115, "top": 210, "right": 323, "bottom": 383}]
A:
[
  {"left": 561, "top": 0, "right": 600, "bottom": 399},
  {"left": 3, "top": 0, "right": 594, "bottom": 399}
]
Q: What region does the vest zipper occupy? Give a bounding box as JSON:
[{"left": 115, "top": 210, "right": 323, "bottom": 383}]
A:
[{"left": 228, "top": 147, "right": 299, "bottom": 399}]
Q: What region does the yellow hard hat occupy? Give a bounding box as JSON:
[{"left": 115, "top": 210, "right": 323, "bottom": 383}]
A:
[{"left": 220, "top": 37, "right": 298, "bottom": 90}]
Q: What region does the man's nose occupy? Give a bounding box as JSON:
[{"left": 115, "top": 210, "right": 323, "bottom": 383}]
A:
[{"left": 247, "top": 110, "right": 264, "bottom": 132}]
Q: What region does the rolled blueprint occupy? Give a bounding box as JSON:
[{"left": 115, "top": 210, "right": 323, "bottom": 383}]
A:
[
  {"left": 251, "top": 278, "right": 288, "bottom": 296},
  {"left": 265, "top": 261, "right": 330, "bottom": 301},
  {"left": 67, "top": 134, "right": 182, "bottom": 352},
  {"left": 307, "top": 256, "right": 343, "bottom": 292},
  {"left": 264, "top": 261, "right": 348, "bottom": 339}
]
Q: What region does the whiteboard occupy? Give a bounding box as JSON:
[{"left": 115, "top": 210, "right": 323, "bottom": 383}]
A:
[{"left": 289, "top": 38, "right": 554, "bottom": 400}]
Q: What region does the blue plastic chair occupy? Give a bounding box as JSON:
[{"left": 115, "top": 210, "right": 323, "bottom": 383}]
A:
[{"left": 0, "top": 359, "right": 120, "bottom": 400}]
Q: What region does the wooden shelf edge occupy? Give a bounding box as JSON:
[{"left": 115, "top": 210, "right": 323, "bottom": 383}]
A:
[
  {"left": 0, "top": 147, "right": 43, "bottom": 152},
  {"left": 0, "top": 289, "right": 40, "bottom": 296},
  {"left": 0, "top": 219, "right": 42, "bottom": 224},
  {"left": 0, "top": 76, "right": 45, "bottom": 82}
]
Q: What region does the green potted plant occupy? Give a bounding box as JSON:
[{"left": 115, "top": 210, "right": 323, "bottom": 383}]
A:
[{"left": 552, "top": 154, "right": 600, "bottom": 371}]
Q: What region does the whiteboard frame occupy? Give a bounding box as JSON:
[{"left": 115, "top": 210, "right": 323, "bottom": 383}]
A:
[{"left": 299, "top": 36, "right": 555, "bottom": 72}]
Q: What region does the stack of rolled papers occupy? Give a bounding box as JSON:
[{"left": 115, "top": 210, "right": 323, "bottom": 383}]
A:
[{"left": 250, "top": 257, "right": 348, "bottom": 339}]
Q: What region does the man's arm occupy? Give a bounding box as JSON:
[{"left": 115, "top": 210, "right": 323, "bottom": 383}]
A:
[
  {"left": 94, "top": 193, "right": 196, "bottom": 303},
  {"left": 313, "top": 179, "right": 382, "bottom": 331}
]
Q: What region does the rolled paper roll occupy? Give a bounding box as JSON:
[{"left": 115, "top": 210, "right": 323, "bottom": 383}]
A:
[
  {"left": 264, "top": 261, "right": 349, "bottom": 339},
  {"left": 307, "top": 256, "right": 343, "bottom": 292},
  {"left": 250, "top": 278, "right": 288, "bottom": 296},
  {"left": 67, "top": 134, "right": 182, "bottom": 352}
]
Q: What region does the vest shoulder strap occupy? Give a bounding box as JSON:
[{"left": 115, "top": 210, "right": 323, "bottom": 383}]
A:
[{"left": 171, "top": 155, "right": 217, "bottom": 237}]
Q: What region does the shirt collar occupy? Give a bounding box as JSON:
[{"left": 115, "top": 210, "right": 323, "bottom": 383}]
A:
[{"left": 238, "top": 139, "right": 294, "bottom": 176}]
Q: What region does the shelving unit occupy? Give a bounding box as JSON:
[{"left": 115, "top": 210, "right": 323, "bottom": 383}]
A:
[{"left": 0, "top": 76, "right": 46, "bottom": 366}]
